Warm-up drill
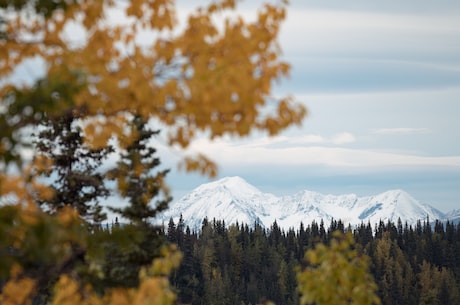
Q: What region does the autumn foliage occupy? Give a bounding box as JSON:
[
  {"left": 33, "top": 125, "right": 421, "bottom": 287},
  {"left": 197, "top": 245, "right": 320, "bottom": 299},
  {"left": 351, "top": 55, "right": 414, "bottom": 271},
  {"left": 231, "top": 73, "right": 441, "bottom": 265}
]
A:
[
  {"left": 0, "top": 0, "right": 306, "bottom": 304},
  {"left": 1, "top": 0, "right": 305, "bottom": 156},
  {"left": 297, "top": 232, "right": 381, "bottom": 305}
]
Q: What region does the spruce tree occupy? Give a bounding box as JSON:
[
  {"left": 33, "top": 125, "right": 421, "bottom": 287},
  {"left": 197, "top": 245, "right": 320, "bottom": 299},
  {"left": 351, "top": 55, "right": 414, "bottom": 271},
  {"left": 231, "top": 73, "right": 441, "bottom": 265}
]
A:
[
  {"left": 107, "top": 115, "right": 171, "bottom": 223},
  {"left": 101, "top": 115, "right": 171, "bottom": 288},
  {"left": 34, "top": 107, "right": 112, "bottom": 225}
]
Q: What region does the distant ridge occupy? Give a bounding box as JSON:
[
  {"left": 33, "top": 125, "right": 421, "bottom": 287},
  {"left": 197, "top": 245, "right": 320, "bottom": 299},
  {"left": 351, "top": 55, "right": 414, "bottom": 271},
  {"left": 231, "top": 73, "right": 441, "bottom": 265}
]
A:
[{"left": 161, "top": 176, "right": 450, "bottom": 231}]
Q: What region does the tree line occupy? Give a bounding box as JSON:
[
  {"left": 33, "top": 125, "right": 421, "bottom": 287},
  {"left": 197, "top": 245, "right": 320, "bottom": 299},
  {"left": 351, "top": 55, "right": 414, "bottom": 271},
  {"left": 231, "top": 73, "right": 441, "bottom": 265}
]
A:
[{"left": 164, "top": 216, "right": 460, "bottom": 305}]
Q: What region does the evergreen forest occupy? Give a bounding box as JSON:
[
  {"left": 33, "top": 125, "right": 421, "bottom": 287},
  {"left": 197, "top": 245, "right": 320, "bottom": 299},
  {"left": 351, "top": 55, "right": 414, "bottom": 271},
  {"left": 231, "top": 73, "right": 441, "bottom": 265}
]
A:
[{"left": 162, "top": 216, "right": 460, "bottom": 305}]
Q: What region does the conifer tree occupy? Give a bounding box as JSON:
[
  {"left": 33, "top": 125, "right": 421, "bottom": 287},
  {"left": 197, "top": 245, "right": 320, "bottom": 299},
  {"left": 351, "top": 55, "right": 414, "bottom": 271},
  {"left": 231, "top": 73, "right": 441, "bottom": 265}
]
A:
[
  {"left": 35, "top": 107, "right": 112, "bottom": 225},
  {"left": 107, "top": 115, "right": 171, "bottom": 224},
  {"left": 95, "top": 115, "right": 173, "bottom": 288}
]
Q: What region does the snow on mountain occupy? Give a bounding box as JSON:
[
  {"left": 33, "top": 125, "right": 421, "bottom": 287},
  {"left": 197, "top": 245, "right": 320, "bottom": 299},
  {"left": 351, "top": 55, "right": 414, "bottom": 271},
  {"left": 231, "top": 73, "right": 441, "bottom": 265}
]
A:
[
  {"left": 162, "top": 177, "right": 278, "bottom": 230},
  {"left": 160, "top": 176, "right": 447, "bottom": 231},
  {"left": 445, "top": 209, "right": 460, "bottom": 224},
  {"left": 356, "top": 190, "right": 444, "bottom": 225}
]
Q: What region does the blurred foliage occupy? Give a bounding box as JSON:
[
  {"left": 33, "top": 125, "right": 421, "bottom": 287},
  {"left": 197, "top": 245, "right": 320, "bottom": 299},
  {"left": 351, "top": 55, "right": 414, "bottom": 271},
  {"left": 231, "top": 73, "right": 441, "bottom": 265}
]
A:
[
  {"left": 0, "top": 1, "right": 307, "bottom": 305},
  {"left": 0, "top": 0, "right": 76, "bottom": 17},
  {"left": 297, "top": 231, "right": 381, "bottom": 305},
  {"left": 0, "top": 69, "right": 84, "bottom": 166},
  {"left": 0, "top": 0, "right": 305, "bottom": 175}
]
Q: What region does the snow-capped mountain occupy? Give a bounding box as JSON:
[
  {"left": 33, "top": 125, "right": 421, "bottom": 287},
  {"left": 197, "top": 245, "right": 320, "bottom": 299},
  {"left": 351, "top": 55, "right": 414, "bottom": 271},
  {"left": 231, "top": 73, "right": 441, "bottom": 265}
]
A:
[{"left": 160, "top": 176, "right": 447, "bottom": 231}]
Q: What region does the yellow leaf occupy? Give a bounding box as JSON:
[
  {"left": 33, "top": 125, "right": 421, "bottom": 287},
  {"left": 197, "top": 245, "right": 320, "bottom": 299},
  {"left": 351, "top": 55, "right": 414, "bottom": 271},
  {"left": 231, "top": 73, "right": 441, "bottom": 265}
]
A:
[
  {"left": 0, "top": 277, "right": 36, "bottom": 305},
  {"left": 52, "top": 276, "right": 81, "bottom": 305},
  {"left": 57, "top": 207, "right": 79, "bottom": 227}
]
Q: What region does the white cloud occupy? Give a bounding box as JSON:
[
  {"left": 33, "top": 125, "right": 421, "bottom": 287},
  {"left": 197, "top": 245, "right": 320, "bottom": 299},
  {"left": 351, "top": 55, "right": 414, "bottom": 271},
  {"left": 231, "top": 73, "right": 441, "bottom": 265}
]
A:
[
  {"left": 280, "top": 9, "right": 460, "bottom": 57},
  {"left": 372, "top": 128, "right": 431, "bottom": 135},
  {"left": 289, "top": 134, "right": 325, "bottom": 144},
  {"left": 239, "top": 133, "right": 355, "bottom": 148},
  {"left": 331, "top": 132, "right": 356, "bottom": 144},
  {"left": 185, "top": 137, "right": 460, "bottom": 169}
]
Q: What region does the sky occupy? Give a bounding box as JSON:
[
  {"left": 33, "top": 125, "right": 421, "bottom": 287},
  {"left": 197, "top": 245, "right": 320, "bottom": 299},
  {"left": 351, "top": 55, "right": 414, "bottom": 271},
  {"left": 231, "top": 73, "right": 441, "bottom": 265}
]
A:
[
  {"left": 162, "top": 0, "right": 460, "bottom": 213},
  {"left": 6, "top": 1, "right": 460, "bottom": 213}
]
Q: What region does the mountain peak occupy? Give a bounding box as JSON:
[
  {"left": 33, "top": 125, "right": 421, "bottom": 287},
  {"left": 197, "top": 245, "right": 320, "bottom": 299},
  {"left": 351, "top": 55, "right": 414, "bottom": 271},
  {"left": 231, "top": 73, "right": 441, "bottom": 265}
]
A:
[
  {"left": 195, "top": 176, "right": 263, "bottom": 197},
  {"left": 217, "top": 176, "right": 248, "bottom": 184},
  {"left": 379, "top": 189, "right": 412, "bottom": 198}
]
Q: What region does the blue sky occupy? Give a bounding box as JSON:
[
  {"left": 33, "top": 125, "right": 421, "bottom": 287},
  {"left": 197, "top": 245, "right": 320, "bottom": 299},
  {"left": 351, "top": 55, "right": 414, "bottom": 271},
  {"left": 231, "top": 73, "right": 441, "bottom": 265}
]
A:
[
  {"left": 163, "top": 0, "right": 460, "bottom": 212},
  {"left": 6, "top": 1, "right": 459, "bottom": 213}
]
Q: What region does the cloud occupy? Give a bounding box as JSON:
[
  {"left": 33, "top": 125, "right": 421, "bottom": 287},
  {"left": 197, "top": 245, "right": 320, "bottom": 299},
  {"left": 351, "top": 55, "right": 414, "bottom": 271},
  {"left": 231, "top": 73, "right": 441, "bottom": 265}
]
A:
[
  {"left": 236, "top": 133, "right": 356, "bottom": 148},
  {"left": 290, "top": 1, "right": 460, "bottom": 15},
  {"left": 275, "top": 5, "right": 460, "bottom": 94},
  {"left": 185, "top": 137, "right": 460, "bottom": 169},
  {"left": 331, "top": 132, "right": 355, "bottom": 144},
  {"left": 372, "top": 128, "right": 431, "bottom": 135},
  {"left": 281, "top": 9, "right": 460, "bottom": 55},
  {"left": 288, "top": 134, "right": 325, "bottom": 145},
  {"left": 281, "top": 58, "right": 460, "bottom": 94}
]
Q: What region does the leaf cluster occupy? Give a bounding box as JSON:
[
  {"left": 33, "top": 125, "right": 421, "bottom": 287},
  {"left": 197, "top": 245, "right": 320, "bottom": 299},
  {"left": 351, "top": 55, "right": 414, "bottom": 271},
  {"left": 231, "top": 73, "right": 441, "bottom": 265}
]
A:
[
  {"left": 297, "top": 231, "right": 381, "bottom": 305},
  {"left": 1, "top": 0, "right": 306, "bottom": 176}
]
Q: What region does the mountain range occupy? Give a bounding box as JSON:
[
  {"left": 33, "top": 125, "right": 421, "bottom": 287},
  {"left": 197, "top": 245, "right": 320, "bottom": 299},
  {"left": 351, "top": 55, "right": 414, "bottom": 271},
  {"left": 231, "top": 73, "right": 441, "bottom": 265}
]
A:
[{"left": 160, "top": 176, "right": 456, "bottom": 231}]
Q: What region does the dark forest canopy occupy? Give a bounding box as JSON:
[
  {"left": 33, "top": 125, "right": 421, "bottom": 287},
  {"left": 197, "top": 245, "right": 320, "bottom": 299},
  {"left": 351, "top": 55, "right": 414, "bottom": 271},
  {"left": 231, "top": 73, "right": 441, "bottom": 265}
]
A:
[{"left": 164, "top": 216, "right": 460, "bottom": 305}]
